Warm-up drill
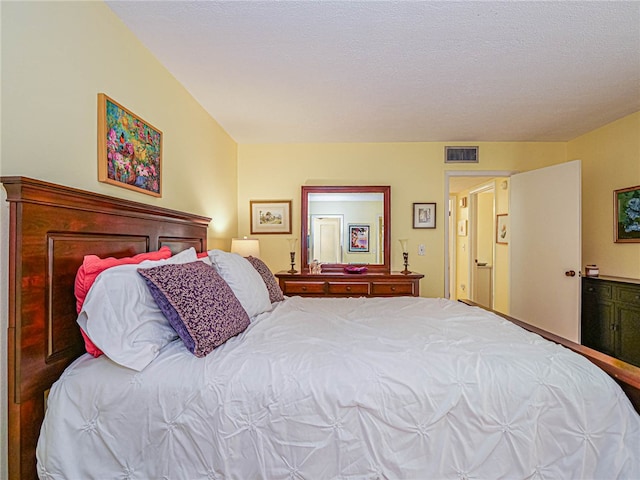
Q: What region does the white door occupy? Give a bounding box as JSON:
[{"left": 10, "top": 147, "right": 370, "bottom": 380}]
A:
[
  {"left": 311, "top": 216, "right": 342, "bottom": 263},
  {"left": 510, "top": 160, "right": 581, "bottom": 342}
]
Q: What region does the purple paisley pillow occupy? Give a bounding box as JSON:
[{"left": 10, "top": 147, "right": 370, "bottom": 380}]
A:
[
  {"left": 246, "top": 256, "right": 284, "bottom": 303},
  {"left": 137, "top": 262, "right": 250, "bottom": 357}
]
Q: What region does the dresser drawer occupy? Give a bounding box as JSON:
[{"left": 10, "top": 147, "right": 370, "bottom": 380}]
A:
[
  {"left": 283, "top": 281, "right": 326, "bottom": 295},
  {"left": 371, "top": 282, "right": 415, "bottom": 296},
  {"left": 276, "top": 271, "right": 423, "bottom": 298},
  {"left": 616, "top": 286, "right": 640, "bottom": 306},
  {"left": 583, "top": 281, "right": 612, "bottom": 299},
  {"left": 328, "top": 282, "right": 370, "bottom": 296}
]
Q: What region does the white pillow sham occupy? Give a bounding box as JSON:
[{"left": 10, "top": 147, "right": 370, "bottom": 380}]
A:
[
  {"left": 77, "top": 247, "right": 198, "bottom": 371},
  {"left": 207, "top": 249, "right": 272, "bottom": 318}
]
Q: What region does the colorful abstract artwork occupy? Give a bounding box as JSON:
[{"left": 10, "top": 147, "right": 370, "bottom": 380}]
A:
[{"left": 98, "top": 94, "right": 162, "bottom": 197}]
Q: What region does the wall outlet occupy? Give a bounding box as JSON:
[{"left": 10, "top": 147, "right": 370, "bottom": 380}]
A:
[
  {"left": 418, "top": 244, "right": 425, "bottom": 256},
  {"left": 460, "top": 284, "right": 466, "bottom": 291}
]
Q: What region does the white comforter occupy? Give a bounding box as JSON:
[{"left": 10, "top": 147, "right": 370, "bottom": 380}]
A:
[{"left": 37, "top": 297, "right": 640, "bottom": 479}]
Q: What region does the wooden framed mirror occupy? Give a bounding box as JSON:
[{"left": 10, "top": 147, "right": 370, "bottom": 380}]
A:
[{"left": 301, "top": 185, "right": 391, "bottom": 273}]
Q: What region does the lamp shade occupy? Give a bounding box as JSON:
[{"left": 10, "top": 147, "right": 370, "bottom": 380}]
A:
[
  {"left": 398, "top": 238, "right": 409, "bottom": 253},
  {"left": 231, "top": 237, "right": 260, "bottom": 258}
]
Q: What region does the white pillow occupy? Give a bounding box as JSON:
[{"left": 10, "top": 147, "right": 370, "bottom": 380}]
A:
[
  {"left": 77, "top": 247, "right": 198, "bottom": 371},
  {"left": 207, "top": 249, "right": 272, "bottom": 318}
]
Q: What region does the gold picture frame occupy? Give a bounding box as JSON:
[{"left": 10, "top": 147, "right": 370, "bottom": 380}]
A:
[
  {"left": 250, "top": 200, "right": 292, "bottom": 234},
  {"left": 98, "top": 93, "right": 162, "bottom": 197}
]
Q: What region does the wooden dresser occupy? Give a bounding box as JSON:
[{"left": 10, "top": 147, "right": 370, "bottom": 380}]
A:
[
  {"left": 581, "top": 275, "right": 640, "bottom": 368},
  {"left": 276, "top": 271, "right": 424, "bottom": 298}
]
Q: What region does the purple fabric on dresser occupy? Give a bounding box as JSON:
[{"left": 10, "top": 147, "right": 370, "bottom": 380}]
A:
[
  {"left": 246, "top": 256, "right": 284, "bottom": 303},
  {"left": 137, "top": 261, "right": 250, "bottom": 357}
]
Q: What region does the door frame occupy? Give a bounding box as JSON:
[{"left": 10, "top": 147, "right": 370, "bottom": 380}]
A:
[
  {"left": 468, "top": 182, "right": 495, "bottom": 307},
  {"left": 444, "top": 170, "right": 515, "bottom": 300}
]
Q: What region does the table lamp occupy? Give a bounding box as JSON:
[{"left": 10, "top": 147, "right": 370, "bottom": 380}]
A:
[{"left": 230, "top": 236, "right": 260, "bottom": 258}]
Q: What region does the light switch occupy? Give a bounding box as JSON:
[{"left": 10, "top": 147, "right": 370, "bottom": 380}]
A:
[{"left": 418, "top": 244, "right": 425, "bottom": 256}]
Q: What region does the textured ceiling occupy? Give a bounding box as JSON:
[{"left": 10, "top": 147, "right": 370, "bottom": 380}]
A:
[{"left": 106, "top": 1, "right": 640, "bottom": 144}]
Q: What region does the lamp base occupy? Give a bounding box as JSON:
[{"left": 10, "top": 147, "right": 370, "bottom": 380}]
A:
[
  {"left": 402, "top": 252, "right": 410, "bottom": 274},
  {"left": 288, "top": 252, "right": 297, "bottom": 274}
]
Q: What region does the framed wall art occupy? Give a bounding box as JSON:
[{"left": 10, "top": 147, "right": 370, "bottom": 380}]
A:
[
  {"left": 457, "top": 220, "right": 467, "bottom": 237},
  {"left": 496, "top": 213, "right": 509, "bottom": 244},
  {"left": 614, "top": 185, "right": 640, "bottom": 243},
  {"left": 348, "top": 224, "right": 370, "bottom": 252},
  {"left": 413, "top": 202, "right": 436, "bottom": 229},
  {"left": 98, "top": 93, "right": 162, "bottom": 197},
  {"left": 250, "top": 200, "right": 292, "bottom": 234}
]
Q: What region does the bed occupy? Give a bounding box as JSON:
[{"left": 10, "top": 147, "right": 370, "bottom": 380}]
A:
[{"left": 4, "top": 177, "right": 640, "bottom": 480}]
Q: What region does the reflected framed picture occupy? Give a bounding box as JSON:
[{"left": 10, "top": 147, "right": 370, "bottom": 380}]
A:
[
  {"left": 98, "top": 93, "right": 162, "bottom": 197},
  {"left": 348, "top": 224, "right": 370, "bottom": 252},
  {"left": 413, "top": 202, "right": 436, "bottom": 229},
  {"left": 496, "top": 213, "right": 509, "bottom": 244},
  {"left": 250, "top": 200, "right": 292, "bottom": 234},
  {"left": 614, "top": 185, "right": 640, "bottom": 243}
]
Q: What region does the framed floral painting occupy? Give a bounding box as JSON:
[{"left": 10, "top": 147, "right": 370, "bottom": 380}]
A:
[
  {"left": 614, "top": 185, "right": 640, "bottom": 243},
  {"left": 98, "top": 93, "right": 162, "bottom": 197}
]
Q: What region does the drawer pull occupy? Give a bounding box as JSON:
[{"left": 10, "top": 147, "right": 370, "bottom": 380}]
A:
[
  {"left": 587, "top": 287, "right": 595, "bottom": 292},
  {"left": 391, "top": 287, "right": 396, "bottom": 291},
  {"left": 346, "top": 286, "right": 351, "bottom": 291},
  {"left": 302, "top": 286, "right": 307, "bottom": 291}
]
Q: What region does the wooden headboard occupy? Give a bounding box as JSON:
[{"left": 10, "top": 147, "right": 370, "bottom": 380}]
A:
[{"left": 2, "top": 176, "right": 211, "bottom": 480}]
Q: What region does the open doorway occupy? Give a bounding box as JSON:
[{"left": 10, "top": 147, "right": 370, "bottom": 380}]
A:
[{"left": 444, "top": 171, "right": 512, "bottom": 313}]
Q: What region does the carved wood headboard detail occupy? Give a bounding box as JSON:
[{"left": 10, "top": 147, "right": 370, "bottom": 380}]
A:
[{"left": 2, "top": 176, "right": 211, "bottom": 480}]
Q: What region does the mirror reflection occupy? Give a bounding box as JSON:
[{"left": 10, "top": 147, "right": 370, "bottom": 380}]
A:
[{"left": 301, "top": 186, "right": 391, "bottom": 272}]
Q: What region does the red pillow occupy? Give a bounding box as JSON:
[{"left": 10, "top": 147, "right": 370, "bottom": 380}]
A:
[{"left": 74, "top": 246, "right": 173, "bottom": 357}]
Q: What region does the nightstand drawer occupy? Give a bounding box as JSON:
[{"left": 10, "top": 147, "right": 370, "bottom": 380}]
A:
[
  {"left": 328, "top": 282, "right": 370, "bottom": 295},
  {"left": 283, "top": 281, "right": 326, "bottom": 295},
  {"left": 371, "top": 282, "right": 415, "bottom": 296},
  {"left": 616, "top": 286, "right": 640, "bottom": 305}
]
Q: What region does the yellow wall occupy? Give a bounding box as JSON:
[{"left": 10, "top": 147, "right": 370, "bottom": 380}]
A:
[
  {"left": 238, "top": 142, "right": 566, "bottom": 298},
  {"left": 1, "top": 1, "right": 238, "bottom": 247},
  {"left": 568, "top": 112, "right": 640, "bottom": 279},
  {"left": 493, "top": 178, "right": 510, "bottom": 313},
  {"left": 0, "top": 3, "right": 238, "bottom": 477}
]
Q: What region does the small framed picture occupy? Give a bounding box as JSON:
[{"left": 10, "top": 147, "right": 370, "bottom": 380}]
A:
[
  {"left": 413, "top": 203, "right": 436, "bottom": 229},
  {"left": 614, "top": 185, "right": 640, "bottom": 243},
  {"left": 250, "top": 200, "right": 292, "bottom": 234},
  {"left": 457, "top": 220, "right": 467, "bottom": 237},
  {"left": 496, "top": 213, "right": 509, "bottom": 244},
  {"left": 348, "top": 224, "right": 370, "bottom": 252},
  {"left": 445, "top": 146, "right": 479, "bottom": 163}
]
